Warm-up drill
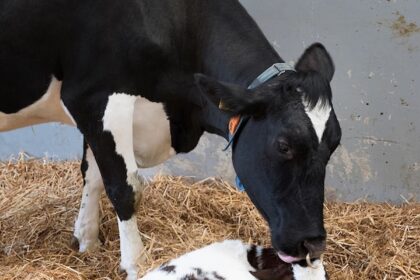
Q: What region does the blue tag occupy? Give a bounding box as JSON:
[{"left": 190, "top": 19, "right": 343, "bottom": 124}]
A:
[{"left": 235, "top": 176, "right": 245, "bottom": 192}]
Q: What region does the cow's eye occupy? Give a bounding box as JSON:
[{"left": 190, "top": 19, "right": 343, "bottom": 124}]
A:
[
  {"left": 276, "top": 139, "right": 293, "bottom": 160},
  {"left": 278, "top": 140, "right": 289, "bottom": 153}
]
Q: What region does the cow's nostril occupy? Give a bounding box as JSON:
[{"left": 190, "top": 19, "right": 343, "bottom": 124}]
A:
[{"left": 302, "top": 237, "right": 326, "bottom": 258}]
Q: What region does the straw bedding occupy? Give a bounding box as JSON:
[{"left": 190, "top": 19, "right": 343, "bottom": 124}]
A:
[{"left": 0, "top": 156, "right": 419, "bottom": 280}]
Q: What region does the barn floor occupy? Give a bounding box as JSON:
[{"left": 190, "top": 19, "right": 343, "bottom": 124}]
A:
[{"left": 0, "top": 157, "right": 419, "bottom": 280}]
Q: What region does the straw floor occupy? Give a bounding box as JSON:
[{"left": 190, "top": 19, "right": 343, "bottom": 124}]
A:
[{"left": 0, "top": 157, "right": 419, "bottom": 279}]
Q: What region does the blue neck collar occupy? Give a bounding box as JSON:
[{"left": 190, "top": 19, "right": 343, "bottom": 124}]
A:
[
  {"left": 248, "top": 62, "right": 296, "bottom": 89},
  {"left": 223, "top": 63, "right": 295, "bottom": 151}
]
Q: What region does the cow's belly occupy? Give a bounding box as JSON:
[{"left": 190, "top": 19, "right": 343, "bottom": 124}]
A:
[
  {"left": 0, "top": 78, "right": 175, "bottom": 168},
  {"left": 0, "top": 77, "right": 76, "bottom": 132},
  {"left": 132, "top": 97, "right": 176, "bottom": 168}
]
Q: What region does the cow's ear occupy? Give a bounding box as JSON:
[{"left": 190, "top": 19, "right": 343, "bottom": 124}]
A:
[
  {"left": 194, "top": 73, "right": 270, "bottom": 116},
  {"left": 296, "top": 43, "right": 334, "bottom": 82}
]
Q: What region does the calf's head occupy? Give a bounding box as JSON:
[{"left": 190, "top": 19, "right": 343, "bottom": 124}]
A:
[
  {"left": 248, "top": 246, "right": 328, "bottom": 280},
  {"left": 195, "top": 43, "right": 341, "bottom": 263}
]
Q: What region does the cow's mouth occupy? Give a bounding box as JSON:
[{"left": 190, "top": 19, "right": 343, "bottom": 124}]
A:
[
  {"left": 276, "top": 237, "right": 326, "bottom": 264},
  {"left": 277, "top": 253, "right": 303, "bottom": 264},
  {"left": 277, "top": 251, "right": 324, "bottom": 269}
]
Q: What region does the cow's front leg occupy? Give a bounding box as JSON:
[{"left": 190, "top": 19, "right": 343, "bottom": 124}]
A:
[
  {"left": 64, "top": 93, "right": 145, "bottom": 280},
  {"left": 72, "top": 140, "right": 104, "bottom": 252}
]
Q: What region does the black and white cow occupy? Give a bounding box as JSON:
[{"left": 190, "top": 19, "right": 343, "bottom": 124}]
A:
[
  {"left": 0, "top": 0, "right": 341, "bottom": 279},
  {"left": 140, "top": 240, "right": 328, "bottom": 280}
]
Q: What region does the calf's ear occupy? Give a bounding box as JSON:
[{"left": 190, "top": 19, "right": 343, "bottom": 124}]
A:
[
  {"left": 194, "top": 73, "right": 270, "bottom": 116},
  {"left": 296, "top": 43, "right": 335, "bottom": 82}
]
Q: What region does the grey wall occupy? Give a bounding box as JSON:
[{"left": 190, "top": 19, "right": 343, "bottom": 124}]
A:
[{"left": 1, "top": 0, "right": 419, "bottom": 202}]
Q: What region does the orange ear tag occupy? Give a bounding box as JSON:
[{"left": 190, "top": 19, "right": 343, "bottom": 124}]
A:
[{"left": 229, "top": 115, "right": 241, "bottom": 135}]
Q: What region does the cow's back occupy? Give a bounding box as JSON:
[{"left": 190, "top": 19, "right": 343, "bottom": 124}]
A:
[
  {"left": 0, "top": 0, "right": 151, "bottom": 130},
  {"left": 0, "top": 0, "right": 250, "bottom": 132},
  {"left": 0, "top": 0, "right": 67, "bottom": 114}
]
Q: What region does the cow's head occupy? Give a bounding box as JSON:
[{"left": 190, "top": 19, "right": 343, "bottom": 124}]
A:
[{"left": 195, "top": 43, "right": 341, "bottom": 263}]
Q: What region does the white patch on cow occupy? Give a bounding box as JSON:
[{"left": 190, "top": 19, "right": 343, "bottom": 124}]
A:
[
  {"left": 292, "top": 260, "right": 327, "bottom": 280},
  {"left": 103, "top": 93, "right": 147, "bottom": 279},
  {"left": 132, "top": 97, "right": 175, "bottom": 168},
  {"left": 0, "top": 77, "right": 75, "bottom": 132},
  {"left": 103, "top": 93, "right": 138, "bottom": 174},
  {"left": 140, "top": 240, "right": 256, "bottom": 280},
  {"left": 73, "top": 147, "right": 103, "bottom": 252},
  {"left": 118, "top": 217, "right": 145, "bottom": 280},
  {"left": 303, "top": 98, "right": 331, "bottom": 143},
  {"left": 103, "top": 93, "right": 175, "bottom": 176}
]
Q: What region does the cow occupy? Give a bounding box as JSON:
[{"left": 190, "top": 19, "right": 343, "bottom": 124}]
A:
[
  {"left": 0, "top": 0, "right": 342, "bottom": 279},
  {"left": 140, "top": 240, "right": 328, "bottom": 280}
]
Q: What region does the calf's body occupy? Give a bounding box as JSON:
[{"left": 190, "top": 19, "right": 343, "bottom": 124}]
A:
[{"left": 140, "top": 240, "right": 327, "bottom": 280}]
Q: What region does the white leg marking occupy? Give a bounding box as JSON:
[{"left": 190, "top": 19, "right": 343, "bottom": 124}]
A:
[
  {"left": 0, "top": 76, "right": 75, "bottom": 132},
  {"left": 102, "top": 93, "right": 144, "bottom": 279},
  {"left": 292, "top": 260, "right": 327, "bottom": 280},
  {"left": 103, "top": 93, "right": 146, "bottom": 198},
  {"left": 303, "top": 99, "right": 331, "bottom": 142},
  {"left": 118, "top": 217, "right": 144, "bottom": 280},
  {"left": 73, "top": 147, "right": 103, "bottom": 252}
]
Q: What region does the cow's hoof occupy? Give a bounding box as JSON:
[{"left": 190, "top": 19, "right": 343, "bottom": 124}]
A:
[
  {"left": 70, "top": 235, "right": 101, "bottom": 253},
  {"left": 119, "top": 264, "right": 138, "bottom": 280},
  {"left": 70, "top": 236, "right": 80, "bottom": 251}
]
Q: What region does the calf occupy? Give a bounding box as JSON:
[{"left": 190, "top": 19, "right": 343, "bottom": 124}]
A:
[
  {"left": 1, "top": 0, "right": 341, "bottom": 278},
  {"left": 140, "top": 240, "right": 327, "bottom": 280}
]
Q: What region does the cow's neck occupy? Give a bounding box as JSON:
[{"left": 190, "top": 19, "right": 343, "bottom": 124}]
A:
[
  {"left": 197, "top": 3, "right": 282, "bottom": 141},
  {"left": 159, "top": 0, "right": 284, "bottom": 152},
  {"left": 198, "top": 2, "right": 283, "bottom": 87}
]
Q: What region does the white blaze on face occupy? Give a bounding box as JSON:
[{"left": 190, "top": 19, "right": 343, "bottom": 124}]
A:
[
  {"left": 292, "top": 260, "right": 327, "bottom": 280},
  {"left": 303, "top": 98, "right": 331, "bottom": 143}
]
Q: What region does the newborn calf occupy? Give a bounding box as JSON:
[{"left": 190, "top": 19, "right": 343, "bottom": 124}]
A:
[{"left": 140, "top": 240, "right": 327, "bottom": 280}]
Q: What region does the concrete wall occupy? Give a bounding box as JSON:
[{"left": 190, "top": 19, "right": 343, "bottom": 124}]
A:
[{"left": 1, "top": 0, "right": 419, "bottom": 202}]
